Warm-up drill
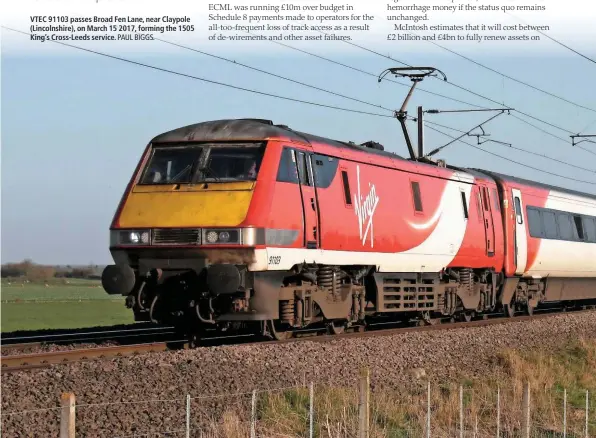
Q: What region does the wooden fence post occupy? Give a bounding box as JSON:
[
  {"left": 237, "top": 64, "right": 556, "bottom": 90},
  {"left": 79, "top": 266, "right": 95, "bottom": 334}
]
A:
[
  {"left": 459, "top": 385, "right": 463, "bottom": 438},
  {"left": 60, "top": 392, "right": 76, "bottom": 438},
  {"left": 522, "top": 383, "right": 530, "bottom": 438},
  {"left": 358, "top": 367, "right": 370, "bottom": 438},
  {"left": 427, "top": 382, "right": 431, "bottom": 438}
]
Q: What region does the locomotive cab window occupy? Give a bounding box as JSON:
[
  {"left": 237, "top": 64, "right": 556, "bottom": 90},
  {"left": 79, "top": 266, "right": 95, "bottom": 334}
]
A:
[
  {"left": 202, "top": 146, "right": 263, "bottom": 182},
  {"left": 313, "top": 154, "right": 339, "bottom": 189},
  {"left": 276, "top": 147, "right": 299, "bottom": 183},
  {"left": 140, "top": 146, "right": 203, "bottom": 185},
  {"left": 295, "top": 151, "right": 312, "bottom": 186},
  {"left": 140, "top": 143, "right": 264, "bottom": 185}
]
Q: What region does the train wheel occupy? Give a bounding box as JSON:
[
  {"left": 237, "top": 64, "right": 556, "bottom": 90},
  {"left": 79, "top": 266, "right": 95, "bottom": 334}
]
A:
[
  {"left": 328, "top": 320, "right": 346, "bottom": 335},
  {"left": 422, "top": 311, "right": 440, "bottom": 326},
  {"left": 503, "top": 303, "right": 515, "bottom": 318},
  {"left": 459, "top": 311, "right": 474, "bottom": 323},
  {"left": 188, "top": 333, "right": 201, "bottom": 349},
  {"left": 268, "top": 320, "right": 294, "bottom": 341}
]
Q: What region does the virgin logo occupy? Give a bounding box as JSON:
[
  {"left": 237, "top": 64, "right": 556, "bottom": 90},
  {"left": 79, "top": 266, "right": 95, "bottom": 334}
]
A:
[{"left": 354, "top": 165, "right": 380, "bottom": 248}]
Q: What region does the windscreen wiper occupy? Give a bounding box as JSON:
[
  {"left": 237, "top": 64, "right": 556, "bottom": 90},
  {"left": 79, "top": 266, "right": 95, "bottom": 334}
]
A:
[
  {"left": 169, "top": 165, "right": 192, "bottom": 183},
  {"left": 198, "top": 165, "right": 221, "bottom": 182}
]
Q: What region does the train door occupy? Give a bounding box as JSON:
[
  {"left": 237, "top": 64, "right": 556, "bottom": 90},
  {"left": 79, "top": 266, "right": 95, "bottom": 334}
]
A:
[
  {"left": 511, "top": 188, "right": 528, "bottom": 275},
  {"left": 294, "top": 149, "right": 320, "bottom": 249},
  {"left": 479, "top": 184, "right": 496, "bottom": 256}
]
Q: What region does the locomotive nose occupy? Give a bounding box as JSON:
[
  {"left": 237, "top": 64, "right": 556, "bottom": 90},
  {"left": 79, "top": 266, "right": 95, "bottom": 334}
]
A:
[
  {"left": 102, "top": 264, "right": 136, "bottom": 295},
  {"left": 206, "top": 264, "right": 241, "bottom": 296}
]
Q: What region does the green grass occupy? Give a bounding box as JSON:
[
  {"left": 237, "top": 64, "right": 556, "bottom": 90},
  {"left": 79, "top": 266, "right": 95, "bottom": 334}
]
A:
[
  {"left": 0, "top": 280, "right": 135, "bottom": 332},
  {"left": 1, "top": 279, "right": 113, "bottom": 302},
  {"left": 1, "top": 300, "right": 134, "bottom": 332}
]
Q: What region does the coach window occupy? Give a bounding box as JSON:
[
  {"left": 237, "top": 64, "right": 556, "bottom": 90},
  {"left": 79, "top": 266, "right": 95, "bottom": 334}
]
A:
[
  {"left": 276, "top": 147, "right": 299, "bottom": 183},
  {"left": 411, "top": 181, "right": 423, "bottom": 213},
  {"left": 527, "top": 207, "right": 543, "bottom": 237},
  {"left": 557, "top": 213, "right": 573, "bottom": 240},
  {"left": 584, "top": 217, "right": 596, "bottom": 243},
  {"left": 572, "top": 215, "right": 585, "bottom": 240},
  {"left": 542, "top": 211, "right": 558, "bottom": 239}
]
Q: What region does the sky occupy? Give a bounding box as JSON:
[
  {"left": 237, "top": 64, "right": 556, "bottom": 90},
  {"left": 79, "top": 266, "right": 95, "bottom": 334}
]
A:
[{"left": 2, "top": 3, "right": 596, "bottom": 265}]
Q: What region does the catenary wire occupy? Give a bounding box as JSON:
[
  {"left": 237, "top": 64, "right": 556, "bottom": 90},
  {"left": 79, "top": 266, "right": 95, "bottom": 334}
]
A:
[
  {"left": 5, "top": 27, "right": 594, "bottom": 184},
  {"left": 425, "top": 112, "right": 505, "bottom": 157},
  {"left": 263, "top": 29, "right": 596, "bottom": 153},
  {"left": 256, "top": 27, "right": 596, "bottom": 164},
  {"left": 422, "top": 119, "right": 596, "bottom": 174},
  {"left": 506, "top": 12, "right": 596, "bottom": 66},
  {"left": 245, "top": 31, "right": 489, "bottom": 110},
  {"left": 424, "top": 124, "right": 596, "bottom": 186},
  {"left": 314, "top": 30, "right": 512, "bottom": 109},
  {"left": 154, "top": 37, "right": 395, "bottom": 114},
  {"left": 1, "top": 27, "right": 393, "bottom": 119},
  {"left": 580, "top": 118, "right": 596, "bottom": 134},
  {"left": 315, "top": 29, "right": 589, "bottom": 136},
  {"left": 156, "top": 34, "right": 596, "bottom": 172},
  {"left": 404, "top": 33, "right": 596, "bottom": 114},
  {"left": 510, "top": 114, "right": 596, "bottom": 156}
]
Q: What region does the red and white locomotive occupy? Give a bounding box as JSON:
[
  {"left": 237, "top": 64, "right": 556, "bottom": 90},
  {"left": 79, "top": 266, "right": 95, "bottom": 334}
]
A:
[{"left": 102, "top": 119, "right": 596, "bottom": 339}]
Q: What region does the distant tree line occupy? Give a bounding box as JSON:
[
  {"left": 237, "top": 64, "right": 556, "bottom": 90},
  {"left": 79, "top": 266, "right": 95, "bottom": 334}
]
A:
[{"left": 1, "top": 259, "right": 102, "bottom": 282}]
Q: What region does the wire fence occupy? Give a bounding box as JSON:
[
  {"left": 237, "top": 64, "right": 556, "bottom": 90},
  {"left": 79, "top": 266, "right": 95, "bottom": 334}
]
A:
[{"left": 2, "top": 370, "right": 595, "bottom": 437}]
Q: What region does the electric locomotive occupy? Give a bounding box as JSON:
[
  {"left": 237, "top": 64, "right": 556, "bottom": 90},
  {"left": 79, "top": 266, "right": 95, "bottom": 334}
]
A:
[{"left": 101, "top": 118, "right": 596, "bottom": 340}]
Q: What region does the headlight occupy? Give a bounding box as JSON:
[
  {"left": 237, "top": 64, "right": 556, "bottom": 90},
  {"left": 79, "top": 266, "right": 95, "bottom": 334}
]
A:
[
  {"left": 202, "top": 229, "right": 240, "bottom": 244},
  {"left": 110, "top": 230, "right": 151, "bottom": 246}
]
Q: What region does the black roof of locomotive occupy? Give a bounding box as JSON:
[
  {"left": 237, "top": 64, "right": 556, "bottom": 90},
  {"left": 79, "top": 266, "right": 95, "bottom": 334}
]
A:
[
  {"left": 149, "top": 119, "right": 596, "bottom": 200},
  {"left": 150, "top": 118, "right": 406, "bottom": 160}
]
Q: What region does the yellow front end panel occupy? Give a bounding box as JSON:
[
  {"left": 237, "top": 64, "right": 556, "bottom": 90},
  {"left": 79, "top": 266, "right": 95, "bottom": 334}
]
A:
[{"left": 117, "top": 182, "right": 255, "bottom": 228}]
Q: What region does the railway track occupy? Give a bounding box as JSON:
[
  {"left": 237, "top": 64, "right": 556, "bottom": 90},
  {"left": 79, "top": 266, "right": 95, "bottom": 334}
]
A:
[
  {"left": 2, "top": 308, "right": 593, "bottom": 374},
  {"left": 1, "top": 325, "right": 179, "bottom": 352}
]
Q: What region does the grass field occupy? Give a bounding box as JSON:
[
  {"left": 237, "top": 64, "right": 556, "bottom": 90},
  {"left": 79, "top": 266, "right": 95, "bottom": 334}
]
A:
[{"left": 1, "top": 279, "right": 134, "bottom": 332}]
